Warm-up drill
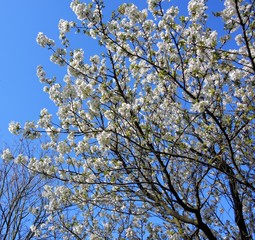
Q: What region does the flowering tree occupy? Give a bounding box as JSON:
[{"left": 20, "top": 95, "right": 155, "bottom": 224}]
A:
[
  {"left": 0, "top": 142, "right": 50, "bottom": 239},
  {"left": 9, "top": 0, "right": 255, "bottom": 239}
]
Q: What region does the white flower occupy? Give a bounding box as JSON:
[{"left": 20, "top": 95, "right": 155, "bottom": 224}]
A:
[
  {"left": 58, "top": 19, "right": 70, "bottom": 34},
  {"left": 118, "top": 102, "right": 131, "bottom": 116},
  {"left": 8, "top": 121, "right": 21, "bottom": 134},
  {"left": 30, "top": 207, "right": 39, "bottom": 215},
  {"left": 73, "top": 49, "right": 84, "bottom": 61},
  {"left": 75, "top": 139, "right": 89, "bottom": 155},
  {"left": 57, "top": 141, "right": 70, "bottom": 154},
  {"left": 38, "top": 108, "right": 52, "bottom": 128},
  {"left": 1, "top": 149, "right": 13, "bottom": 162},
  {"left": 50, "top": 48, "right": 67, "bottom": 66},
  {"left": 75, "top": 79, "right": 93, "bottom": 99},
  {"left": 104, "top": 110, "right": 114, "bottom": 120},
  {"left": 126, "top": 227, "right": 134, "bottom": 237},
  {"left": 235, "top": 34, "right": 243, "bottom": 46},
  {"left": 89, "top": 29, "right": 97, "bottom": 39},
  {"left": 191, "top": 100, "right": 209, "bottom": 112},
  {"left": 147, "top": 0, "right": 161, "bottom": 12},
  {"left": 30, "top": 224, "right": 41, "bottom": 237},
  {"left": 36, "top": 32, "right": 55, "bottom": 48},
  {"left": 90, "top": 55, "right": 100, "bottom": 64},
  {"left": 73, "top": 224, "right": 83, "bottom": 235},
  {"left": 23, "top": 121, "right": 40, "bottom": 139},
  {"left": 30, "top": 225, "right": 37, "bottom": 232},
  {"left": 14, "top": 154, "right": 27, "bottom": 164},
  {"left": 188, "top": 0, "right": 207, "bottom": 21},
  {"left": 70, "top": 1, "right": 92, "bottom": 21},
  {"left": 97, "top": 131, "right": 112, "bottom": 147}
]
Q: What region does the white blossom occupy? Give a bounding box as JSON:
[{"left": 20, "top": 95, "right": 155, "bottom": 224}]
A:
[
  {"left": 188, "top": 0, "right": 207, "bottom": 21},
  {"left": 72, "top": 224, "right": 83, "bottom": 235},
  {"left": 97, "top": 131, "right": 111, "bottom": 148},
  {"left": 1, "top": 149, "right": 13, "bottom": 162},
  {"left": 58, "top": 19, "right": 71, "bottom": 34},
  {"left": 36, "top": 32, "right": 55, "bottom": 48},
  {"left": 8, "top": 121, "right": 21, "bottom": 134},
  {"left": 14, "top": 154, "right": 27, "bottom": 164}
]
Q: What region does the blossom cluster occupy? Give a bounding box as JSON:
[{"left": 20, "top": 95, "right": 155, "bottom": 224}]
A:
[
  {"left": 1, "top": 149, "right": 13, "bottom": 162},
  {"left": 36, "top": 32, "right": 55, "bottom": 48}
]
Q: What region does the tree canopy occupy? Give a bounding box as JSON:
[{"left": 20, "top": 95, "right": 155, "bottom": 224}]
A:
[
  {"left": 0, "top": 142, "right": 50, "bottom": 239},
  {"left": 9, "top": 0, "right": 255, "bottom": 239}
]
